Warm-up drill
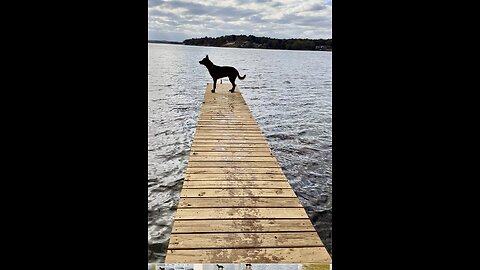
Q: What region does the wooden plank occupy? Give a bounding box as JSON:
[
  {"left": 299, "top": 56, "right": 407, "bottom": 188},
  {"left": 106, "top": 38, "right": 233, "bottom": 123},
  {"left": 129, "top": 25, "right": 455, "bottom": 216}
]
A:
[
  {"left": 199, "top": 111, "right": 251, "bottom": 113},
  {"left": 196, "top": 129, "right": 260, "bottom": 132},
  {"left": 165, "top": 247, "right": 332, "bottom": 263},
  {"left": 195, "top": 130, "right": 262, "bottom": 133},
  {"left": 188, "top": 156, "right": 277, "bottom": 162},
  {"left": 186, "top": 167, "right": 284, "bottom": 174},
  {"left": 197, "top": 126, "right": 259, "bottom": 129},
  {"left": 195, "top": 130, "right": 263, "bottom": 133},
  {"left": 190, "top": 152, "right": 273, "bottom": 157},
  {"left": 198, "top": 117, "right": 255, "bottom": 120},
  {"left": 197, "top": 120, "right": 258, "bottom": 123},
  {"left": 198, "top": 125, "right": 259, "bottom": 127},
  {"left": 171, "top": 219, "right": 314, "bottom": 233},
  {"left": 196, "top": 129, "right": 262, "bottom": 132},
  {"left": 198, "top": 120, "right": 256, "bottom": 123},
  {"left": 174, "top": 208, "right": 308, "bottom": 219},
  {"left": 191, "top": 143, "right": 270, "bottom": 148},
  {"left": 200, "top": 114, "right": 254, "bottom": 117},
  {"left": 194, "top": 134, "right": 265, "bottom": 137},
  {"left": 201, "top": 102, "right": 246, "bottom": 104},
  {"left": 197, "top": 123, "right": 258, "bottom": 126},
  {"left": 194, "top": 137, "right": 266, "bottom": 141},
  {"left": 182, "top": 180, "right": 290, "bottom": 189},
  {"left": 185, "top": 173, "right": 287, "bottom": 181},
  {"left": 193, "top": 139, "right": 267, "bottom": 144},
  {"left": 200, "top": 112, "right": 251, "bottom": 114},
  {"left": 187, "top": 161, "right": 280, "bottom": 168},
  {"left": 168, "top": 232, "right": 323, "bottom": 249},
  {"left": 190, "top": 147, "right": 274, "bottom": 152},
  {"left": 180, "top": 188, "right": 297, "bottom": 198},
  {"left": 177, "top": 197, "right": 301, "bottom": 207},
  {"left": 202, "top": 102, "right": 247, "bottom": 104},
  {"left": 197, "top": 120, "right": 258, "bottom": 124},
  {"left": 194, "top": 135, "right": 265, "bottom": 139},
  {"left": 196, "top": 126, "right": 255, "bottom": 129},
  {"left": 199, "top": 113, "right": 253, "bottom": 116},
  {"left": 194, "top": 135, "right": 265, "bottom": 138}
]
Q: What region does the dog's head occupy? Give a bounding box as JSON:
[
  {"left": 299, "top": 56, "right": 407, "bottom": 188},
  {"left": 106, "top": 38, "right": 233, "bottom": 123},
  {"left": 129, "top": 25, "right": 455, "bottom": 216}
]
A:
[{"left": 199, "top": 55, "right": 212, "bottom": 66}]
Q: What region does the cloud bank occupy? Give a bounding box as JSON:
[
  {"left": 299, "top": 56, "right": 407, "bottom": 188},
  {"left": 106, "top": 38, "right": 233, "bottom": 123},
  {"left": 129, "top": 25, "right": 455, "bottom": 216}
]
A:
[{"left": 148, "top": 0, "right": 332, "bottom": 41}]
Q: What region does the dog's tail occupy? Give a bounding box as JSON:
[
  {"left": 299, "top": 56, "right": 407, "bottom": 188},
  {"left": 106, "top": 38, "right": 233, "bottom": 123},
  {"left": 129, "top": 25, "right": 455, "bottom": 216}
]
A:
[{"left": 238, "top": 73, "right": 246, "bottom": 80}]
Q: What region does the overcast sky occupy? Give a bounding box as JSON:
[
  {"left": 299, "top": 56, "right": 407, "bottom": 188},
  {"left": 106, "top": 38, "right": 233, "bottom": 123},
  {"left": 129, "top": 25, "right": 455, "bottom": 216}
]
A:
[{"left": 148, "top": 0, "right": 332, "bottom": 42}]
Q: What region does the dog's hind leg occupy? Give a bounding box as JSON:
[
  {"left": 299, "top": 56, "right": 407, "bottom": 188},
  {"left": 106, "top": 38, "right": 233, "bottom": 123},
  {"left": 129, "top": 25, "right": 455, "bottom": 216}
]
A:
[
  {"left": 228, "top": 76, "right": 236, "bottom": 92},
  {"left": 212, "top": 79, "right": 216, "bottom": 93}
]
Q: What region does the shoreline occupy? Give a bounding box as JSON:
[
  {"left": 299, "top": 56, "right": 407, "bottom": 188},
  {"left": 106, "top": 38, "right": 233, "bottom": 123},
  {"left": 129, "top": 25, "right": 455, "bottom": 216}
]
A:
[{"left": 148, "top": 41, "right": 332, "bottom": 52}]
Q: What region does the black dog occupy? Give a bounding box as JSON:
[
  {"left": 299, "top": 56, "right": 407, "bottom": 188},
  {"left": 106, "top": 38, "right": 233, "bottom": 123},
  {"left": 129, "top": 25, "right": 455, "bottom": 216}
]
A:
[{"left": 199, "top": 55, "right": 246, "bottom": 93}]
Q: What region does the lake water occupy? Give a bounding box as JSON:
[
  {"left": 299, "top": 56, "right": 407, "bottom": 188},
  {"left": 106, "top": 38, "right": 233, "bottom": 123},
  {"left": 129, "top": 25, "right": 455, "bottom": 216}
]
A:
[{"left": 148, "top": 43, "right": 332, "bottom": 262}]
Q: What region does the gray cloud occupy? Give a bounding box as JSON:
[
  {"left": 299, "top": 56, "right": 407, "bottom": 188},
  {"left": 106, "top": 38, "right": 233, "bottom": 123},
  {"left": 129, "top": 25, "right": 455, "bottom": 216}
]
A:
[
  {"left": 309, "top": 3, "right": 327, "bottom": 11},
  {"left": 270, "top": 2, "right": 284, "bottom": 7},
  {"left": 247, "top": 14, "right": 268, "bottom": 23},
  {"left": 149, "top": 9, "right": 178, "bottom": 18},
  {"left": 148, "top": 0, "right": 332, "bottom": 41},
  {"left": 234, "top": 0, "right": 273, "bottom": 3},
  {"left": 162, "top": 1, "right": 255, "bottom": 18},
  {"left": 274, "top": 13, "right": 331, "bottom": 28},
  {"left": 148, "top": 0, "right": 164, "bottom": 8}
]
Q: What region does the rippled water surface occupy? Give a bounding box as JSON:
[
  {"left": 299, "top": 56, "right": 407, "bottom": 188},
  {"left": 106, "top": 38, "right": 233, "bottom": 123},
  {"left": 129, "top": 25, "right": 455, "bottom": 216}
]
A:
[{"left": 148, "top": 43, "right": 332, "bottom": 262}]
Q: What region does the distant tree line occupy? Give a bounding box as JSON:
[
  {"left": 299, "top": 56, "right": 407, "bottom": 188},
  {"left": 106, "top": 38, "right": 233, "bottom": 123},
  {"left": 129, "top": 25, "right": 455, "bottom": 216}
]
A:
[
  {"left": 148, "top": 40, "right": 183, "bottom": 44},
  {"left": 183, "top": 35, "right": 332, "bottom": 51}
]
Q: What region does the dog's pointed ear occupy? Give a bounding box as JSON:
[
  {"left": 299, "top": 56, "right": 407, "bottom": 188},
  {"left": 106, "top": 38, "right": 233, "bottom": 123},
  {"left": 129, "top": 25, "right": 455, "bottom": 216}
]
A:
[{"left": 206, "top": 55, "right": 209, "bottom": 59}]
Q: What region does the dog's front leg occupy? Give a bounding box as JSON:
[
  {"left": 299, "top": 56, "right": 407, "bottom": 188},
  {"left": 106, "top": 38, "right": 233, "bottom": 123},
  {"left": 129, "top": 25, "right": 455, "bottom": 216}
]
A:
[{"left": 212, "top": 79, "right": 216, "bottom": 93}]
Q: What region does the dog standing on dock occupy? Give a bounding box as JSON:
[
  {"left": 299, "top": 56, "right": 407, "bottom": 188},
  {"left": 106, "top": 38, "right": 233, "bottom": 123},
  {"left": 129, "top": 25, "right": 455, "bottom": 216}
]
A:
[{"left": 199, "top": 55, "right": 246, "bottom": 93}]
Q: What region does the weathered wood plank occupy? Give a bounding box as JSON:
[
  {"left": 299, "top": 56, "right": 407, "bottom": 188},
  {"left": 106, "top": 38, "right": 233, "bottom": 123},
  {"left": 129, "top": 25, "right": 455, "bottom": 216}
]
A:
[
  {"left": 168, "top": 232, "right": 324, "bottom": 249},
  {"left": 193, "top": 137, "right": 266, "bottom": 141},
  {"left": 182, "top": 180, "right": 290, "bottom": 189},
  {"left": 193, "top": 139, "right": 267, "bottom": 144},
  {"left": 190, "top": 147, "right": 274, "bottom": 153},
  {"left": 194, "top": 135, "right": 265, "bottom": 139},
  {"left": 174, "top": 207, "right": 309, "bottom": 219},
  {"left": 200, "top": 114, "right": 254, "bottom": 118},
  {"left": 197, "top": 120, "right": 258, "bottom": 124},
  {"left": 198, "top": 124, "right": 260, "bottom": 130},
  {"left": 194, "top": 134, "right": 265, "bottom": 138},
  {"left": 195, "top": 130, "right": 262, "bottom": 133},
  {"left": 186, "top": 167, "right": 284, "bottom": 174},
  {"left": 200, "top": 110, "right": 252, "bottom": 113},
  {"left": 198, "top": 126, "right": 259, "bottom": 129},
  {"left": 196, "top": 129, "right": 260, "bottom": 132},
  {"left": 185, "top": 173, "right": 287, "bottom": 181},
  {"left": 194, "top": 136, "right": 266, "bottom": 140},
  {"left": 187, "top": 161, "right": 280, "bottom": 168},
  {"left": 198, "top": 115, "right": 256, "bottom": 119},
  {"left": 190, "top": 152, "right": 273, "bottom": 158},
  {"left": 188, "top": 156, "right": 277, "bottom": 162},
  {"left": 171, "top": 219, "right": 314, "bottom": 233},
  {"left": 180, "top": 188, "right": 296, "bottom": 198},
  {"left": 165, "top": 247, "right": 332, "bottom": 263},
  {"left": 177, "top": 197, "right": 301, "bottom": 207},
  {"left": 191, "top": 143, "right": 270, "bottom": 148},
  {"left": 195, "top": 129, "right": 264, "bottom": 133}
]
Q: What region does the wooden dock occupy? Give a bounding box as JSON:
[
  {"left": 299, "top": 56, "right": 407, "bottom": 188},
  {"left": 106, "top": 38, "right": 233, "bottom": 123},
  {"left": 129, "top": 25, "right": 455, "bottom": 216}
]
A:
[{"left": 165, "top": 83, "right": 332, "bottom": 264}]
